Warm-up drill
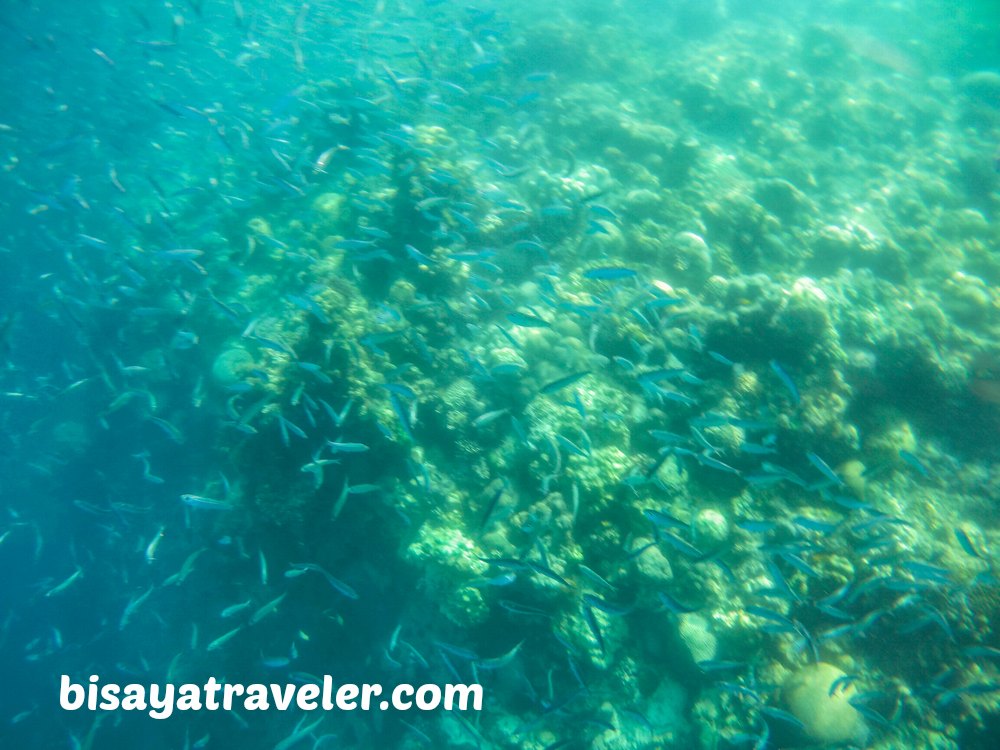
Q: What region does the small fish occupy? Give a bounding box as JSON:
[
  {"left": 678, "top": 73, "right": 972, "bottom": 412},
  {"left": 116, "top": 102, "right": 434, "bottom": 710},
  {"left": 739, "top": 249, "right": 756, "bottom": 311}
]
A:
[
  {"left": 578, "top": 565, "right": 616, "bottom": 592},
  {"left": 145, "top": 526, "right": 165, "bottom": 563},
  {"left": 740, "top": 442, "right": 778, "bottom": 456},
  {"left": 526, "top": 561, "right": 573, "bottom": 588},
  {"left": 659, "top": 532, "right": 703, "bottom": 558},
  {"left": 645, "top": 296, "right": 684, "bottom": 309},
  {"left": 388, "top": 392, "right": 415, "bottom": 440},
  {"left": 335, "top": 239, "right": 377, "bottom": 251},
  {"left": 583, "top": 594, "right": 633, "bottom": 616},
  {"left": 697, "top": 660, "right": 746, "bottom": 672},
  {"left": 119, "top": 585, "right": 155, "bottom": 630},
  {"left": 45, "top": 567, "right": 84, "bottom": 597},
  {"left": 696, "top": 454, "right": 740, "bottom": 475},
  {"left": 497, "top": 600, "right": 551, "bottom": 617},
  {"left": 180, "top": 494, "right": 232, "bottom": 511},
  {"left": 490, "top": 362, "right": 526, "bottom": 377},
  {"left": 650, "top": 429, "right": 687, "bottom": 444},
  {"left": 583, "top": 267, "right": 637, "bottom": 281},
  {"left": 818, "top": 581, "right": 853, "bottom": 607},
  {"left": 902, "top": 561, "right": 951, "bottom": 583},
  {"left": 540, "top": 371, "right": 591, "bottom": 395},
  {"left": 221, "top": 600, "right": 252, "bottom": 618},
  {"left": 259, "top": 548, "right": 269, "bottom": 587},
  {"left": 433, "top": 641, "right": 479, "bottom": 661},
  {"left": 614, "top": 356, "right": 636, "bottom": 371},
  {"left": 643, "top": 509, "right": 689, "bottom": 530},
  {"left": 759, "top": 706, "right": 806, "bottom": 731},
  {"left": 655, "top": 387, "right": 697, "bottom": 406},
  {"left": 829, "top": 494, "right": 874, "bottom": 512},
  {"left": 962, "top": 645, "right": 1000, "bottom": 661},
  {"left": 249, "top": 592, "right": 288, "bottom": 625},
  {"left": 687, "top": 324, "right": 704, "bottom": 351},
  {"left": 206, "top": 626, "right": 243, "bottom": 652},
  {"left": 476, "top": 641, "right": 523, "bottom": 670},
  {"left": 148, "top": 416, "right": 184, "bottom": 444},
  {"left": 955, "top": 528, "right": 984, "bottom": 559},
  {"left": 326, "top": 441, "right": 369, "bottom": 453},
  {"left": 479, "top": 485, "right": 507, "bottom": 531},
  {"left": 792, "top": 516, "right": 839, "bottom": 534},
  {"left": 779, "top": 552, "right": 821, "bottom": 578},
  {"left": 828, "top": 674, "right": 860, "bottom": 696},
  {"left": 506, "top": 311, "right": 550, "bottom": 328},
  {"left": 899, "top": 449, "right": 930, "bottom": 477},
  {"left": 769, "top": 360, "right": 800, "bottom": 404},
  {"left": 273, "top": 717, "right": 323, "bottom": 750},
  {"left": 806, "top": 452, "right": 843, "bottom": 486},
  {"left": 657, "top": 592, "right": 699, "bottom": 614},
  {"left": 513, "top": 239, "right": 546, "bottom": 255},
  {"left": 581, "top": 605, "right": 605, "bottom": 653},
  {"left": 746, "top": 605, "right": 797, "bottom": 631},
  {"left": 473, "top": 409, "right": 509, "bottom": 428},
  {"left": 286, "top": 563, "right": 359, "bottom": 600},
  {"left": 469, "top": 572, "right": 517, "bottom": 588},
  {"left": 737, "top": 519, "right": 778, "bottom": 533},
  {"left": 555, "top": 434, "right": 589, "bottom": 458}
]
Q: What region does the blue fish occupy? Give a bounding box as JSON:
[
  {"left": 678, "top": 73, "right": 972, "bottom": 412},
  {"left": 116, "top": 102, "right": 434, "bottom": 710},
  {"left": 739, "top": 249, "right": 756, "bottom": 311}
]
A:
[
  {"left": 578, "top": 565, "right": 616, "bottom": 592},
  {"left": 657, "top": 592, "right": 698, "bottom": 614},
  {"left": 806, "top": 451, "right": 843, "bottom": 486},
  {"left": 643, "top": 509, "right": 689, "bottom": 530},
  {"left": 760, "top": 706, "right": 806, "bottom": 731},
  {"left": 555, "top": 434, "right": 589, "bottom": 458},
  {"left": 583, "top": 267, "right": 637, "bottom": 281},
  {"left": 506, "top": 311, "right": 550, "bottom": 328},
  {"left": 490, "top": 362, "right": 526, "bottom": 377},
  {"left": 659, "top": 532, "right": 703, "bottom": 558},
  {"left": 792, "top": 516, "right": 839, "bottom": 534},
  {"left": 902, "top": 561, "right": 951, "bottom": 583},
  {"left": 388, "top": 392, "right": 415, "bottom": 441},
  {"left": 327, "top": 441, "right": 369, "bottom": 453},
  {"left": 335, "top": 239, "right": 377, "bottom": 251},
  {"left": 381, "top": 383, "right": 416, "bottom": 400},
  {"left": 588, "top": 204, "right": 619, "bottom": 220},
  {"left": 582, "top": 594, "right": 633, "bottom": 616},
  {"left": 899, "top": 449, "right": 930, "bottom": 477},
  {"left": 404, "top": 244, "right": 435, "bottom": 263},
  {"left": 769, "top": 360, "right": 800, "bottom": 404},
  {"left": 746, "top": 605, "right": 797, "bottom": 630},
  {"left": 540, "top": 371, "right": 591, "bottom": 394},
  {"left": 779, "top": 552, "right": 821, "bottom": 578},
  {"left": 708, "top": 351, "right": 735, "bottom": 366},
  {"left": 737, "top": 519, "right": 778, "bottom": 533},
  {"left": 697, "top": 660, "right": 746, "bottom": 672},
  {"left": 696, "top": 454, "right": 740, "bottom": 475},
  {"left": 581, "top": 605, "right": 605, "bottom": 653},
  {"left": 955, "top": 528, "right": 984, "bottom": 558},
  {"left": 644, "top": 296, "right": 684, "bottom": 309}
]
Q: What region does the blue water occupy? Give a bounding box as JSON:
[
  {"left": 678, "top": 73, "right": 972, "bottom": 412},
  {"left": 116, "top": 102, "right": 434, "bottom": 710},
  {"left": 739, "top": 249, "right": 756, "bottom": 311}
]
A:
[{"left": 1, "top": 1, "right": 999, "bottom": 748}]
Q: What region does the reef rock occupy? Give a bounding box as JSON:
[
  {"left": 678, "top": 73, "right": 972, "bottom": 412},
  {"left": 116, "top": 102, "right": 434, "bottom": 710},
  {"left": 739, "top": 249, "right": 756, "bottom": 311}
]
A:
[{"left": 783, "top": 662, "right": 869, "bottom": 746}]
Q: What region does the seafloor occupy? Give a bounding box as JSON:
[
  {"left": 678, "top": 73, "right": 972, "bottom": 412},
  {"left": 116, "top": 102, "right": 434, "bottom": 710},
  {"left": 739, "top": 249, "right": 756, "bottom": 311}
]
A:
[{"left": 2, "top": 1, "right": 999, "bottom": 749}]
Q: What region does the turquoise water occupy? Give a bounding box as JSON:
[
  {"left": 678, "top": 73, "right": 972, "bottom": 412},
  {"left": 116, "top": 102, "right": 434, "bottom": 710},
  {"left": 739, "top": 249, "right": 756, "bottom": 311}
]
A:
[{"left": 1, "top": 1, "right": 999, "bottom": 748}]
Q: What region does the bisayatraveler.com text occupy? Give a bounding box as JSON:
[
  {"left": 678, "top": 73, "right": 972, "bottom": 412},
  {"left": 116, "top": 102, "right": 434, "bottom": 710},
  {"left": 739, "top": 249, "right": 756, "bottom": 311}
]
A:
[{"left": 60, "top": 675, "right": 483, "bottom": 719}]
